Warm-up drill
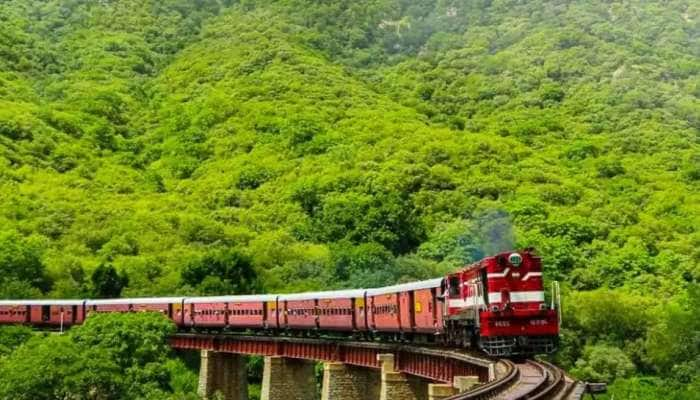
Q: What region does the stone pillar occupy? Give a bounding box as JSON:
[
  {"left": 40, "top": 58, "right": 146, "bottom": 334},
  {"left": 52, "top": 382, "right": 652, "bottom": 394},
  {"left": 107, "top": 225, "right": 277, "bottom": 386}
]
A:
[
  {"left": 198, "top": 350, "right": 248, "bottom": 400},
  {"left": 488, "top": 363, "right": 496, "bottom": 381},
  {"left": 427, "top": 384, "right": 457, "bottom": 400},
  {"left": 453, "top": 376, "right": 479, "bottom": 392},
  {"left": 261, "top": 356, "right": 318, "bottom": 400},
  {"left": 321, "top": 362, "right": 380, "bottom": 400},
  {"left": 378, "top": 354, "right": 428, "bottom": 400}
]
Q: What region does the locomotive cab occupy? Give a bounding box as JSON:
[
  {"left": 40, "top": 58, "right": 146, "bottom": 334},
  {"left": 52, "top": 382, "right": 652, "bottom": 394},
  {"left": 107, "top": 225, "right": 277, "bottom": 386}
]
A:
[{"left": 443, "top": 265, "right": 487, "bottom": 346}]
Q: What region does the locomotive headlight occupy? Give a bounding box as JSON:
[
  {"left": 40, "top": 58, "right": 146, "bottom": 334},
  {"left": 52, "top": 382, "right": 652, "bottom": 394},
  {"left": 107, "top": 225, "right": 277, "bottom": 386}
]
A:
[{"left": 508, "top": 253, "right": 523, "bottom": 267}]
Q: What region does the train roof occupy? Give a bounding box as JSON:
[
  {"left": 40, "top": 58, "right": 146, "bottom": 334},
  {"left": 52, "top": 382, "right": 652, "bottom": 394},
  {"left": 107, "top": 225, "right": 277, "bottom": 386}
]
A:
[
  {"left": 0, "top": 278, "right": 446, "bottom": 307},
  {"left": 184, "top": 295, "right": 278, "bottom": 304},
  {"left": 366, "top": 278, "right": 443, "bottom": 296},
  {"left": 0, "top": 299, "right": 85, "bottom": 306},
  {"left": 278, "top": 289, "right": 367, "bottom": 301},
  {"left": 86, "top": 297, "right": 185, "bottom": 305}
]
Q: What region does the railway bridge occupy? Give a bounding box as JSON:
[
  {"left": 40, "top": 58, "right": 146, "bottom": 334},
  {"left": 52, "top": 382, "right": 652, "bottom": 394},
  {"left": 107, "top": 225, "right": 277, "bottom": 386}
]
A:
[{"left": 171, "top": 333, "right": 590, "bottom": 400}]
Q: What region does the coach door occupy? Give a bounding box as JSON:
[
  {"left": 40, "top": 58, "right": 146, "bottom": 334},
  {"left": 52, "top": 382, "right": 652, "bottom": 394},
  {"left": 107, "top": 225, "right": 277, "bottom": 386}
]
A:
[
  {"left": 41, "top": 305, "right": 50, "bottom": 322},
  {"left": 408, "top": 290, "right": 416, "bottom": 331}
]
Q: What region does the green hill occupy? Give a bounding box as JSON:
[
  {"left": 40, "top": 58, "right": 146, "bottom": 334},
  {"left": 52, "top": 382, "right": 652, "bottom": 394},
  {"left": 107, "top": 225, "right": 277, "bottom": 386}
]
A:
[{"left": 0, "top": 1, "right": 697, "bottom": 397}]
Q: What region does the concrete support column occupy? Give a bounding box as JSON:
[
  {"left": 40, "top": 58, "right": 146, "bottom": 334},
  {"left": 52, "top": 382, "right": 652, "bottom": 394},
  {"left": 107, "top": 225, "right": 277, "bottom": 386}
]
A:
[
  {"left": 377, "top": 354, "right": 428, "bottom": 400},
  {"left": 453, "top": 376, "right": 479, "bottom": 392},
  {"left": 321, "top": 362, "right": 380, "bottom": 400},
  {"left": 261, "top": 356, "right": 318, "bottom": 400},
  {"left": 198, "top": 350, "right": 248, "bottom": 400},
  {"left": 427, "top": 384, "right": 457, "bottom": 400}
]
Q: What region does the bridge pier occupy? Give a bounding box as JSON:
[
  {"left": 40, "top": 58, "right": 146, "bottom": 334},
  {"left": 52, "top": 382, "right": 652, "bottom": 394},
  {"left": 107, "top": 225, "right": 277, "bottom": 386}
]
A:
[
  {"left": 198, "top": 350, "right": 248, "bottom": 400},
  {"left": 261, "top": 356, "right": 318, "bottom": 400},
  {"left": 453, "top": 375, "right": 479, "bottom": 392},
  {"left": 428, "top": 383, "right": 457, "bottom": 400},
  {"left": 378, "top": 354, "right": 428, "bottom": 400},
  {"left": 321, "top": 362, "right": 380, "bottom": 400}
]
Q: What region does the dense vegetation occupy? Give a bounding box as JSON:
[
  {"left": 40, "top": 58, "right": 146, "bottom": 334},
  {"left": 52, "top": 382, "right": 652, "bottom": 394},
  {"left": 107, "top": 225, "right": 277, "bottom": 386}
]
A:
[
  {"left": 0, "top": 313, "right": 197, "bottom": 399},
  {"left": 0, "top": 0, "right": 697, "bottom": 398}
]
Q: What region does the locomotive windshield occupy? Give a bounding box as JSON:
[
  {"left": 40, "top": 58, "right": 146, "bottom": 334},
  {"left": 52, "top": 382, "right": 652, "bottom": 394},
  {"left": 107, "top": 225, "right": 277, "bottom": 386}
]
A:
[{"left": 448, "top": 276, "right": 460, "bottom": 297}]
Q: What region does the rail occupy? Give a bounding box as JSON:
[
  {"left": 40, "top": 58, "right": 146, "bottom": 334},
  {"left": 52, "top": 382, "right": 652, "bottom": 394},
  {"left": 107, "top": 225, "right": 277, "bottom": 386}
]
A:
[
  {"left": 529, "top": 360, "right": 566, "bottom": 400},
  {"left": 444, "top": 359, "right": 518, "bottom": 399},
  {"left": 447, "top": 358, "right": 579, "bottom": 400}
]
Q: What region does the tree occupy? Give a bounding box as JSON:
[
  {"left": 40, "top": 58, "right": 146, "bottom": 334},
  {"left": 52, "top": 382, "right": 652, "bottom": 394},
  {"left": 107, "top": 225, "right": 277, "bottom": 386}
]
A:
[
  {"left": 571, "top": 344, "right": 636, "bottom": 383},
  {"left": 564, "top": 289, "right": 652, "bottom": 346},
  {"left": 644, "top": 287, "right": 700, "bottom": 380},
  {"left": 331, "top": 241, "right": 397, "bottom": 288},
  {"left": 72, "top": 313, "right": 176, "bottom": 371},
  {"left": 91, "top": 263, "right": 129, "bottom": 298},
  {"left": 0, "top": 231, "right": 51, "bottom": 293},
  {"left": 0, "top": 313, "right": 189, "bottom": 400},
  {"left": 0, "top": 335, "right": 123, "bottom": 400},
  {"left": 180, "top": 248, "right": 257, "bottom": 295}
]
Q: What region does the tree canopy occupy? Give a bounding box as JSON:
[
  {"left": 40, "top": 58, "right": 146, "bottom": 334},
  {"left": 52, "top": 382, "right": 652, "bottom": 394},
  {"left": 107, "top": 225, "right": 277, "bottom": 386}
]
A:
[
  {"left": 0, "top": 313, "right": 196, "bottom": 400},
  {"left": 0, "top": 0, "right": 697, "bottom": 398}
]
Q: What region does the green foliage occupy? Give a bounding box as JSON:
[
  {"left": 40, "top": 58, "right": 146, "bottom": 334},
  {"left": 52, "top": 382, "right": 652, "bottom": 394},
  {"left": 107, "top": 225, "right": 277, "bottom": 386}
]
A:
[
  {"left": 417, "top": 219, "right": 482, "bottom": 266},
  {"left": 0, "top": 231, "right": 51, "bottom": 294},
  {"left": 72, "top": 313, "right": 176, "bottom": 370},
  {"left": 0, "top": 0, "right": 696, "bottom": 298},
  {"left": 0, "top": 313, "right": 193, "bottom": 400},
  {"left": 644, "top": 287, "right": 700, "bottom": 380},
  {"left": 571, "top": 344, "right": 636, "bottom": 383},
  {"left": 180, "top": 248, "right": 257, "bottom": 295},
  {"left": 0, "top": 0, "right": 697, "bottom": 394},
  {"left": 0, "top": 335, "right": 122, "bottom": 400},
  {"left": 601, "top": 376, "right": 700, "bottom": 400},
  {"left": 564, "top": 289, "right": 652, "bottom": 345},
  {"left": 0, "top": 325, "right": 33, "bottom": 357},
  {"left": 91, "top": 263, "right": 129, "bottom": 298}
]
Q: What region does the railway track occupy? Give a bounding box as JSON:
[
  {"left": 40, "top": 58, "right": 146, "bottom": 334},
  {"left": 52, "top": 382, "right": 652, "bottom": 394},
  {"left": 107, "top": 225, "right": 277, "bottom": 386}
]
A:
[{"left": 448, "top": 358, "right": 582, "bottom": 400}]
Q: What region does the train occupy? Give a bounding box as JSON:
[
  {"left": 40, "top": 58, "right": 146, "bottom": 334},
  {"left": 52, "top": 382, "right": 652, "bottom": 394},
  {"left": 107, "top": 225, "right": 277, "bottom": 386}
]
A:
[{"left": 0, "top": 249, "right": 559, "bottom": 356}]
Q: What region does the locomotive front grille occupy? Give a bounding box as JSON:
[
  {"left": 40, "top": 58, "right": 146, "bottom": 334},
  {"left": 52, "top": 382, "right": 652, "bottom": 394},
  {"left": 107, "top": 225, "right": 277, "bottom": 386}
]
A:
[{"left": 480, "top": 335, "right": 558, "bottom": 356}]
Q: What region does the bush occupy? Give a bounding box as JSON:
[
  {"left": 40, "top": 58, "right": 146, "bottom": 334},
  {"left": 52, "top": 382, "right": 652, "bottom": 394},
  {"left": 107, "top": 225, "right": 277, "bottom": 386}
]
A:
[
  {"left": 0, "top": 325, "right": 34, "bottom": 357},
  {"left": 571, "top": 344, "right": 636, "bottom": 383}
]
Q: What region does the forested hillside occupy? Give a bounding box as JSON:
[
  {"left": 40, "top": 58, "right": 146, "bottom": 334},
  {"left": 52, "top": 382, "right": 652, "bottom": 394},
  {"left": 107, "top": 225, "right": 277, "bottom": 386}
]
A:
[{"left": 0, "top": 0, "right": 697, "bottom": 398}]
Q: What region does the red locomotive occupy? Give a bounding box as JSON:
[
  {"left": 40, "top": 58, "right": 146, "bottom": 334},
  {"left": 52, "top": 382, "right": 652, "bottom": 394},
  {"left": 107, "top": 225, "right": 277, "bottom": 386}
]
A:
[
  {"left": 443, "top": 249, "right": 559, "bottom": 355},
  {"left": 0, "top": 249, "right": 559, "bottom": 356}
]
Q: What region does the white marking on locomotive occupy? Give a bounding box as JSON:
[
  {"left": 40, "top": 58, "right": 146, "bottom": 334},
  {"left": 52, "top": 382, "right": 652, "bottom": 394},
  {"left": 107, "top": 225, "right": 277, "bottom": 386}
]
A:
[
  {"left": 448, "top": 297, "right": 486, "bottom": 308},
  {"left": 508, "top": 291, "right": 545, "bottom": 302},
  {"left": 521, "top": 272, "right": 542, "bottom": 281},
  {"left": 448, "top": 291, "right": 545, "bottom": 308},
  {"left": 486, "top": 268, "right": 510, "bottom": 279}
]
